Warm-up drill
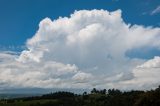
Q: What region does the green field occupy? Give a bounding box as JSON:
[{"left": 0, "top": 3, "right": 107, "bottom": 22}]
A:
[{"left": 0, "top": 99, "right": 60, "bottom": 106}]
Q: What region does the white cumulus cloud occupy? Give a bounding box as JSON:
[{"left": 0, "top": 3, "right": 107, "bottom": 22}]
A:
[{"left": 0, "top": 9, "right": 160, "bottom": 90}]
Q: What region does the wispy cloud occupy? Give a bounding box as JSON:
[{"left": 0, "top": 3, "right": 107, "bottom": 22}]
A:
[
  {"left": 151, "top": 5, "right": 160, "bottom": 15},
  {"left": 0, "top": 45, "right": 26, "bottom": 51}
]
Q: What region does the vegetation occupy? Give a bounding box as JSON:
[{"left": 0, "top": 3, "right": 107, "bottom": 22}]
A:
[{"left": 1, "top": 86, "right": 160, "bottom": 106}]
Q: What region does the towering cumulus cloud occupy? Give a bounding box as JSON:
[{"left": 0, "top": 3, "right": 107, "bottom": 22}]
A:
[{"left": 0, "top": 9, "right": 160, "bottom": 90}]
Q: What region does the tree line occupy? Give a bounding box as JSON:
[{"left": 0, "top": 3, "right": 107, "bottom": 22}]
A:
[{"left": 1, "top": 86, "right": 160, "bottom": 106}]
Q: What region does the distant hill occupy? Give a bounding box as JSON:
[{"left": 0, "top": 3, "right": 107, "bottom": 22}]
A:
[
  {"left": 0, "top": 94, "right": 41, "bottom": 99},
  {"left": 0, "top": 88, "right": 89, "bottom": 99}
]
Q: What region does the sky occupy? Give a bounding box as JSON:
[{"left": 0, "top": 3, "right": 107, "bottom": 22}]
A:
[{"left": 0, "top": 0, "right": 160, "bottom": 91}]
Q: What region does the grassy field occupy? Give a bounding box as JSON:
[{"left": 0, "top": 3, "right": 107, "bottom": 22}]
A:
[{"left": 0, "top": 99, "right": 59, "bottom": 106}]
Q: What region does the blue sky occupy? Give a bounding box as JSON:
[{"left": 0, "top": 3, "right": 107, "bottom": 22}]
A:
[
  {"left": 0, "top": 0, "right": 160, "bottom": 91},
  {"left": 0, "top": 0, "right": 159, "bottom": 47}
]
